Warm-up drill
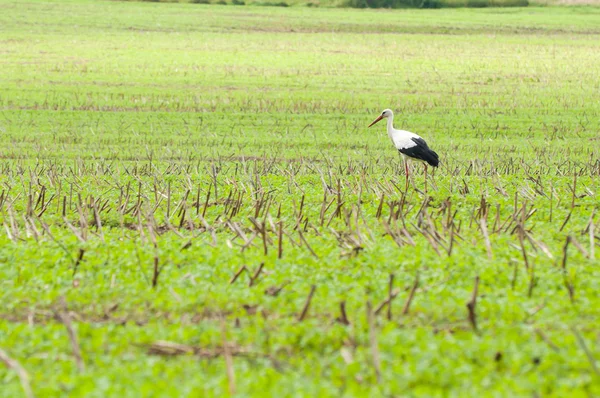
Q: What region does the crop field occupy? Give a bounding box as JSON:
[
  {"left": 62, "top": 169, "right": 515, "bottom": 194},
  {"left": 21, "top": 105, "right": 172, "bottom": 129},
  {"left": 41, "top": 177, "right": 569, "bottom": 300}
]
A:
[{"left": 1, "top": 0, "right": 600, "bottom": 396}]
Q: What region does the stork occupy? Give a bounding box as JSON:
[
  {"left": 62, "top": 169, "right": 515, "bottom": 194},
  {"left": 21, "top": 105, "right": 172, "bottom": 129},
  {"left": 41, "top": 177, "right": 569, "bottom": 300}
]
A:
[{"left": 368, "top": 109, "right": 439, "bottom": 192}]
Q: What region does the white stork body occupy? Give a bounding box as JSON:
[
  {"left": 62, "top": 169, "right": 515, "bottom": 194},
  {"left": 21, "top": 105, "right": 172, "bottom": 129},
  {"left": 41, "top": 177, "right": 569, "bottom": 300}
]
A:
[{"left": 369, "top": 109, "right": 439, "bottom": 191}]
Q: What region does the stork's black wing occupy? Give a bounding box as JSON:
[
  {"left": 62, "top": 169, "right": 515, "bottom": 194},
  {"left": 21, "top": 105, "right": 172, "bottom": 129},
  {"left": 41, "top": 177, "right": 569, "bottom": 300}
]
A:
[{"left": 398, "top": 137, "right": 439, "bottom": 167}]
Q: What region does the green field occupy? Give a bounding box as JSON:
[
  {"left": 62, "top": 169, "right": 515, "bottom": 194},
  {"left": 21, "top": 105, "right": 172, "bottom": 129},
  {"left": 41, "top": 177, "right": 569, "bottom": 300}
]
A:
[{"left": 1, "top": 1, "right": 600, "bottom": 396}]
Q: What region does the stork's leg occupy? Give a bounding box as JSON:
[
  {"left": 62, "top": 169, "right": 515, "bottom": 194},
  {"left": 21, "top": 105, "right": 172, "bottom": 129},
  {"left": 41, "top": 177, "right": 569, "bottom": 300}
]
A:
[
  {"left": 425, "top": 164, "right": 428, "bottom": 194},
  {"left": 404, "top": 160, "right": 409, "bottom": 192}
]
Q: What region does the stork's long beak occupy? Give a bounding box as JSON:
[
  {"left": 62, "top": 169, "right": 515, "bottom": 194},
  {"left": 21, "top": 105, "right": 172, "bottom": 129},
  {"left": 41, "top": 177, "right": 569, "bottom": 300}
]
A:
[{"left": 368, "top": 115, "right": 383, "bottom": 128}]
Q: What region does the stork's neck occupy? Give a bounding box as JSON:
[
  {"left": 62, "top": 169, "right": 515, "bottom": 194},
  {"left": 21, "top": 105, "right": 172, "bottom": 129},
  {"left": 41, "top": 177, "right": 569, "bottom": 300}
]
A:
[{"left": 386, "top": 115, "right": 395, "bottom": 137}]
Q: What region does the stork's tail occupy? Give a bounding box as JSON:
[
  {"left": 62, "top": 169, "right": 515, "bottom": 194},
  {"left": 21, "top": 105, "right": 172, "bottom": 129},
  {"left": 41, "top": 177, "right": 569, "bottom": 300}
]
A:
[{"left": 425, "top": 149, "right": 439, "bottom": 167}]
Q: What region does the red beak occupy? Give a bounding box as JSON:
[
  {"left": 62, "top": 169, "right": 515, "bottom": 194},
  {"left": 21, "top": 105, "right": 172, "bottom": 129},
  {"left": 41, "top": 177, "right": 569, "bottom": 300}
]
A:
[{"left": 368, "top": 115, "right": 383, "bottom": 128}]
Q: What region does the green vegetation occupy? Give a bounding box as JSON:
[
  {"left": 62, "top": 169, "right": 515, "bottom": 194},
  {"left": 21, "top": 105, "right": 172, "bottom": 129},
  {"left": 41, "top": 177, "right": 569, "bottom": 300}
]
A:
[
  {"left": 123, "top": 0, "right": 600, "bottom": 8},
  {"left": 1, "top": 0, "right": 600, "bottom": 396},
  {"left": 127, "top": 0, "right": 600, "bottom": 8},
  {"left": 127, "top": 0, "right": 533, "bottom": 7}
]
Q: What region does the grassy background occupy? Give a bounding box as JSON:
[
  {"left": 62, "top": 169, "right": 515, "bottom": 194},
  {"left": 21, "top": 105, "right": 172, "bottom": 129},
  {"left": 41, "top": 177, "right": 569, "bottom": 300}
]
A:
[
  {"left": 1, "top": 0, "right": 600, "bottom": 396},
  {"left": 120, "top": 0, "right": 600, "bottom": 8}
]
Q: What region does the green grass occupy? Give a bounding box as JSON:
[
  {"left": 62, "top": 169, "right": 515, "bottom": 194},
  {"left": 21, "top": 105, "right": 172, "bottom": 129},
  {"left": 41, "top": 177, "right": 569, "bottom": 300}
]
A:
[
  {"left": 122, "top": 0, "right": 596, "bottom": 8},
  {"left": 1, "top": 0, "right": 600, "bottom": 396}
]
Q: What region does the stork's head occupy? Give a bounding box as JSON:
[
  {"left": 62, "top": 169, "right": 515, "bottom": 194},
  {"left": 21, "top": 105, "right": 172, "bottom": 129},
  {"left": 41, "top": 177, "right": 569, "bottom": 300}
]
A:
[{"left": 368, "top": 109, "right": 393, "bottom": 128}]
